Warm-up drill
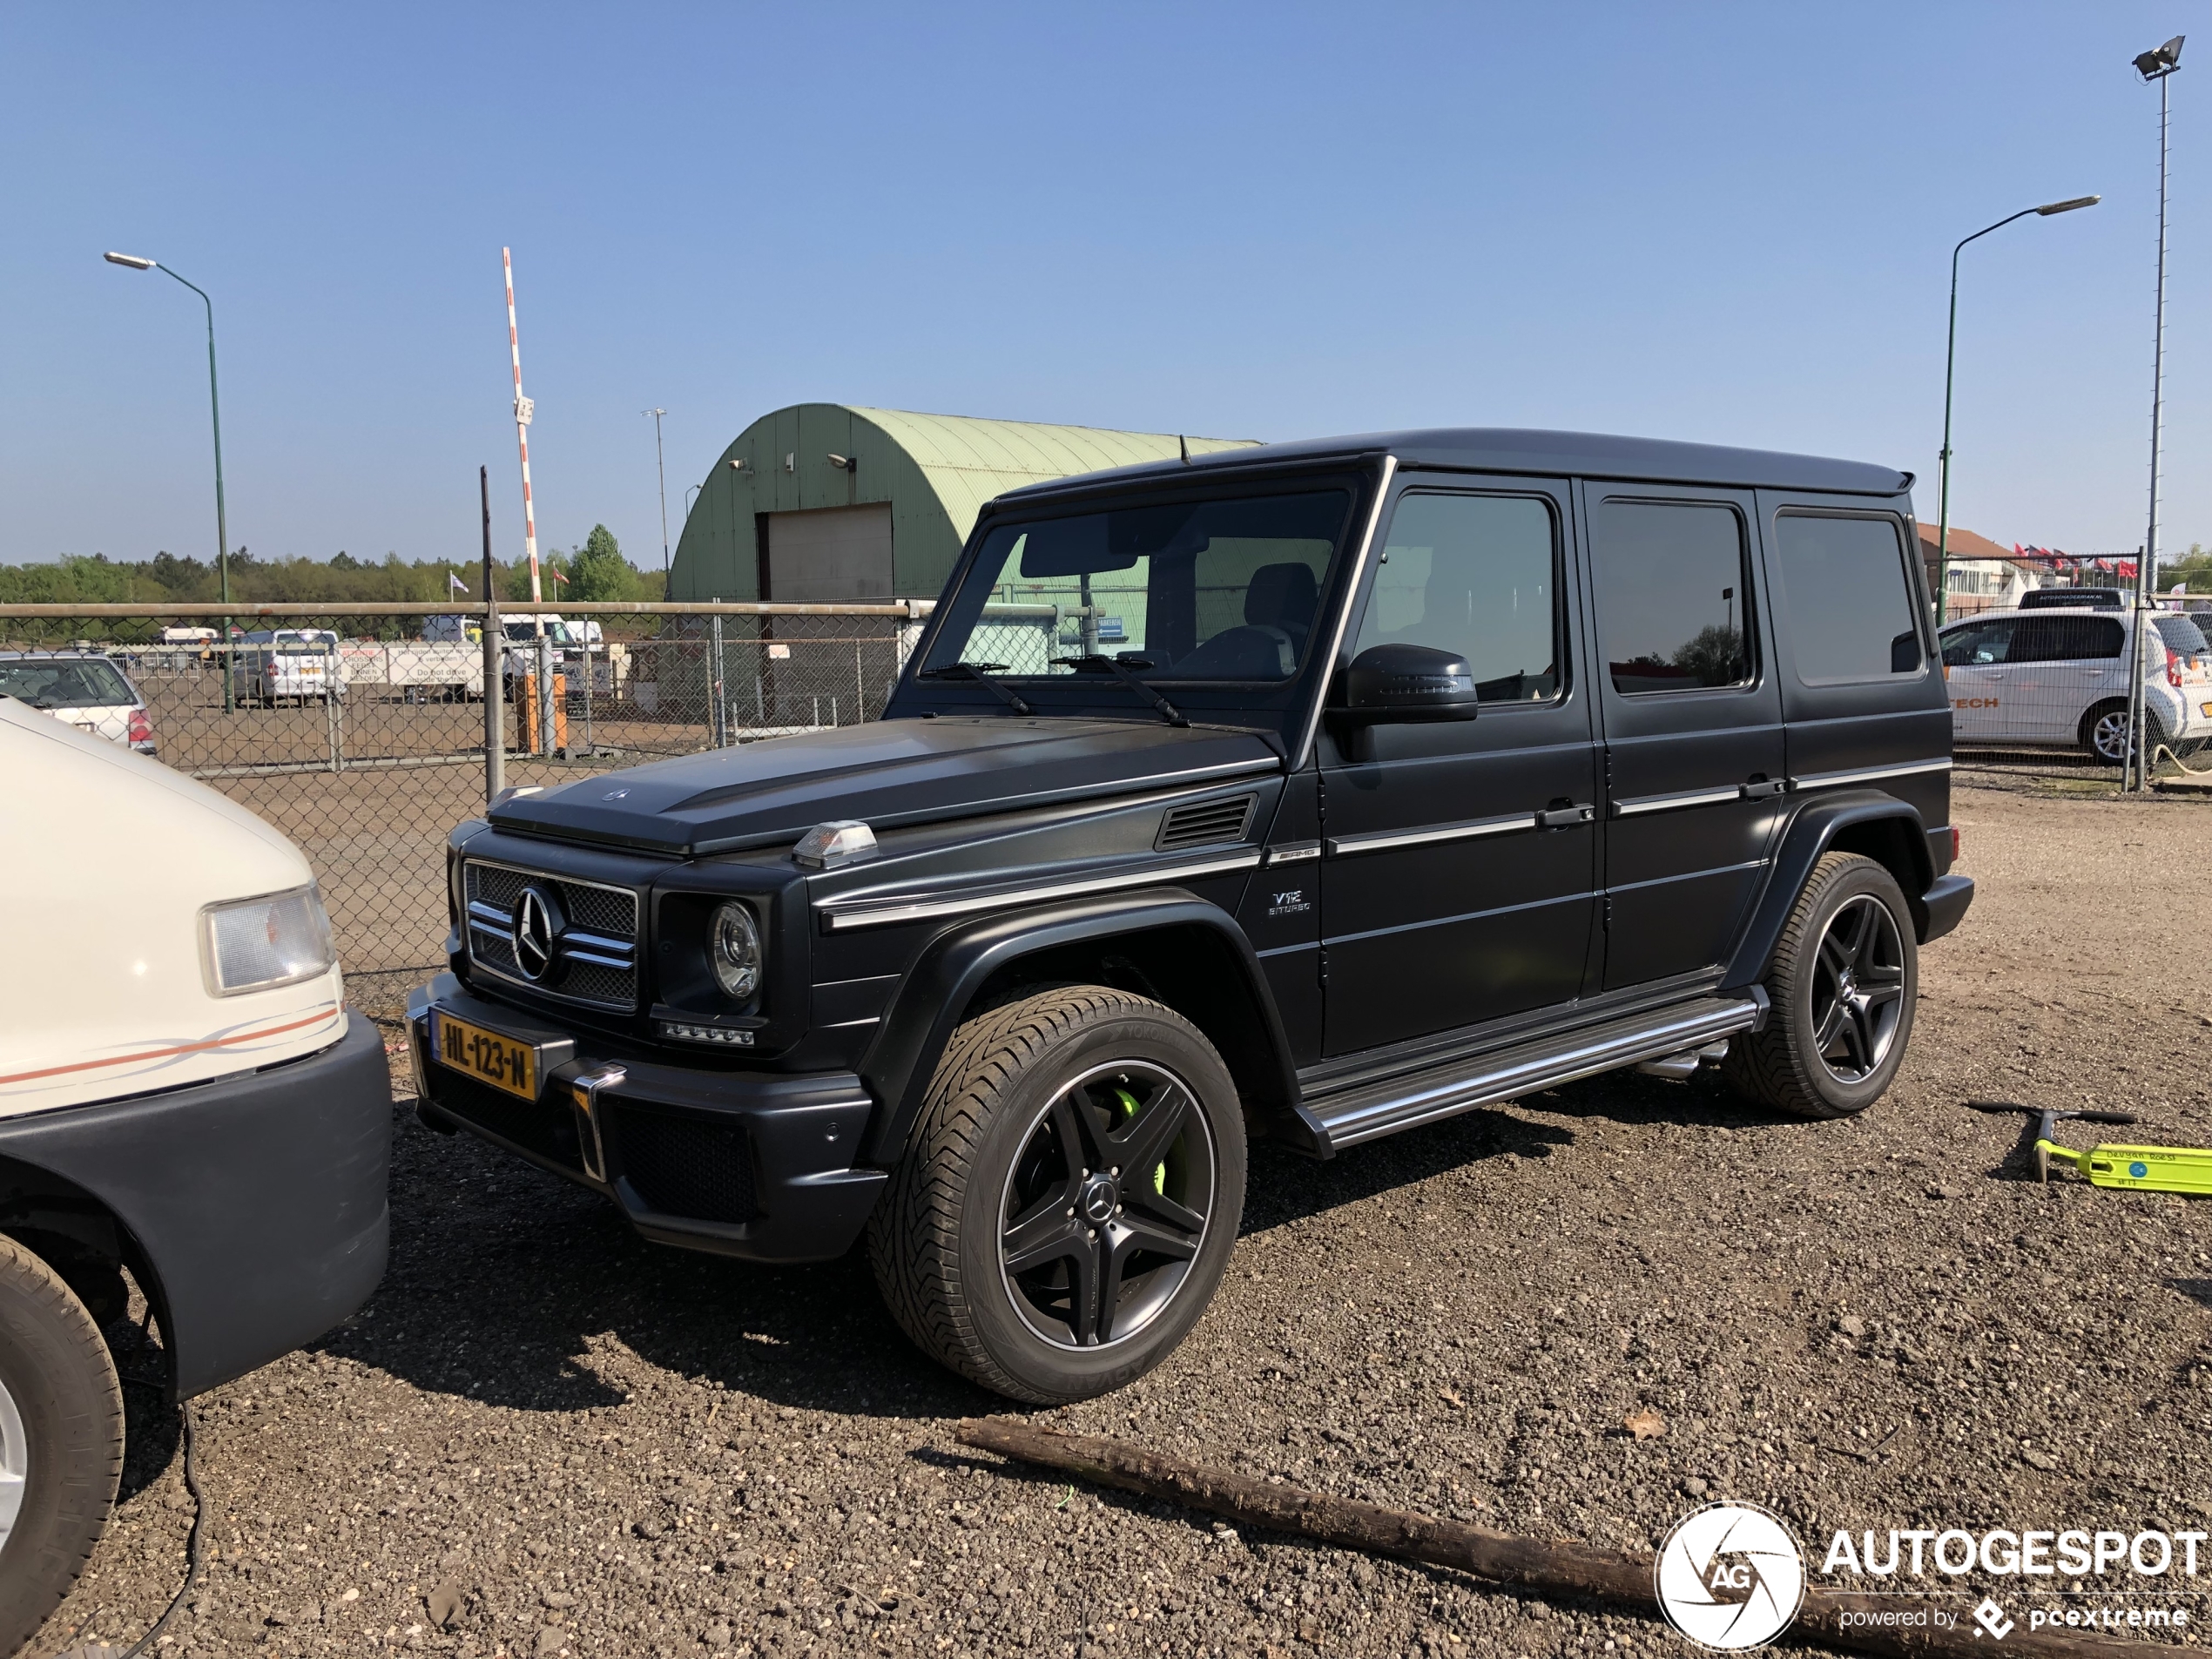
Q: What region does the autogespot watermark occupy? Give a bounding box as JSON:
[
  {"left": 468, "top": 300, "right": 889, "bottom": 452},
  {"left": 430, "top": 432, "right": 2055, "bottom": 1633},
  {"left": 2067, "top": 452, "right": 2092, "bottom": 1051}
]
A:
[{"left": 1653, "top": 1507, "right": 2201, "bottom": 1649}]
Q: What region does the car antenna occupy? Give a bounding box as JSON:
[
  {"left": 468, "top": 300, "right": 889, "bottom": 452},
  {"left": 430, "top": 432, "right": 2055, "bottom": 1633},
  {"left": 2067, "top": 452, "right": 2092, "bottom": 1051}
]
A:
[{"left": 1179, "top": 434, "right": 1190, "bottom": 465}]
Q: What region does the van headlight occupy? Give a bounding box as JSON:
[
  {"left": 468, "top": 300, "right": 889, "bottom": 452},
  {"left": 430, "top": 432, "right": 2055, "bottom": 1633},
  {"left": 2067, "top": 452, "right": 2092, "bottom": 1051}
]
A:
[
  {"left": 708, "top": 901, "right": 763, "bottom": 1001},
  {"left": 201, "top": 884, "right": 336, "bottom": 996}
]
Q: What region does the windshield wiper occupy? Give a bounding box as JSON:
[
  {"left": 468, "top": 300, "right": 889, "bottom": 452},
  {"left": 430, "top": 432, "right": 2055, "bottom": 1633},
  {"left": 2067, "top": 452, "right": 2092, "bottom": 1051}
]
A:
[
  {"left": 918, "top": 662, "right": 1035, "bottom": 717},
  {"left": 1054, "top": 655, "right": 1187, "bottom": 727}
]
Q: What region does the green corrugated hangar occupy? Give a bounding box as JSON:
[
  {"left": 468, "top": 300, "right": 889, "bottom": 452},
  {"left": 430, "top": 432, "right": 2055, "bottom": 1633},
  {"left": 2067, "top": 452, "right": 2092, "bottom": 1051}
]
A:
[{"left": 668, "top": 405, "right": 1257, "bottom": 604}]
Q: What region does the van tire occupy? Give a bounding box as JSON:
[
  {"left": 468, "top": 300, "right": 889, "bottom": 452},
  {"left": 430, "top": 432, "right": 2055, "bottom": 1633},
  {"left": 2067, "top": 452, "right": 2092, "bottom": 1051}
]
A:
[
  {"left": 867, "top": 987, "right": 1245, "bottom": 1405},
  {"left": 1723, "top": 853, "right": 1918, "bottom": 1120},
  {"left": 0, "top": 1236, "right": 124, "bottom": 1659}
]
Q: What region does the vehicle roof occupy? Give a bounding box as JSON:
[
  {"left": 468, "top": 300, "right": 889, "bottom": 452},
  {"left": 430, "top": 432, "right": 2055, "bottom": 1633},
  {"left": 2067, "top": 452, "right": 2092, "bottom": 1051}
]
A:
[
  {"left": 0, "top": 649, "right": 118, "bottom": 662},
  {"left": 1939, "top": 606, "right": 2133, "bottom": 624},
  {"left": 994, "top": 426, "right": 1912, "bottom": 502}
]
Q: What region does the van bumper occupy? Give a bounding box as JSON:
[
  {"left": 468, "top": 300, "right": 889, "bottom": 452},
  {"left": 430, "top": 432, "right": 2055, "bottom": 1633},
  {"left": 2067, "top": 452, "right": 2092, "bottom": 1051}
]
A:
[
  {"left": 1919, "top": 873, "right": 1975, "bottom": 944},
  {"left": 408, "top": 975, "right": 885, "bottom": 1265},
  {"left": 0, "top": 1014, "right": 390, "bottom": 1399}
]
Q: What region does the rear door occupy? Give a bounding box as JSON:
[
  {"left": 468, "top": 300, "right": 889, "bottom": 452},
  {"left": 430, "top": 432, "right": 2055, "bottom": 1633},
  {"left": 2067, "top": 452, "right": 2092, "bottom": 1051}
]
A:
[
  {"left": 2008, "top": 614, "right": 2126, "bottom": 743},
  {"left": 1581, "top": 484, "right": 1784, "bottom": 991}
]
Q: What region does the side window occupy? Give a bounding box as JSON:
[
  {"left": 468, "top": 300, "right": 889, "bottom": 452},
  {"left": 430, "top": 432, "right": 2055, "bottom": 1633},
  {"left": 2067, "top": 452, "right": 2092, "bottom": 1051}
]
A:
[
  {"left": 1940, "top": 618, "right": 2016, "bottom": 665},
  {"left": 1590, "top": 500, "right": 1753, "bottom": 695},
  {"left": 2011, "top": 617, "right": 2124, "bottom": 663},
  {"left": 1772, "top": 514, "right": 1925, "bottom": 682},
  {"left": 1354, "top": 493, "right": 1560, "bottom": 701}
]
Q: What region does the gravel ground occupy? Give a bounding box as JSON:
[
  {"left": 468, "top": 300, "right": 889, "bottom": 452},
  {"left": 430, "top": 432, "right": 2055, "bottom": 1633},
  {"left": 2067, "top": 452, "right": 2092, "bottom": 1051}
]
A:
[{"left": 32, "top": 783, "right": 2212, "bottom": 1659}]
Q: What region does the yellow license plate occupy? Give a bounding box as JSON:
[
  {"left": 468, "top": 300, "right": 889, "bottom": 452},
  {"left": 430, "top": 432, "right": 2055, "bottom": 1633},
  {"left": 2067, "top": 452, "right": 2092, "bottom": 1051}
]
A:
[{"left": 434, "top": 1010, "right": 539, "bottom": 1100}]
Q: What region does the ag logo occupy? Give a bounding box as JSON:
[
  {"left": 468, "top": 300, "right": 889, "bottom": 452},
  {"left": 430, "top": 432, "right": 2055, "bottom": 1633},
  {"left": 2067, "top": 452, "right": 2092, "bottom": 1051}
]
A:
[{"left": 1654, "top": 1501, "right": 1805, "bottom": 1650}]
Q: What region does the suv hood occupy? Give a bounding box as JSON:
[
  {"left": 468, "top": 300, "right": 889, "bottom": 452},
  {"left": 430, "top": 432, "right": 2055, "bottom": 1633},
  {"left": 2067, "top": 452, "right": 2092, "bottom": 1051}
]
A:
[{"left": 488, "top": 717, "right": 1283, "bottom": 856}]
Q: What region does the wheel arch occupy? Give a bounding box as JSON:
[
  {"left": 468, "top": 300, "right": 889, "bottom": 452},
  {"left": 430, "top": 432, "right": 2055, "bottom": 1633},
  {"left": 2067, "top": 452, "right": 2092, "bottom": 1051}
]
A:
[
  {"left": 855, "top": 890, "right": 1299, "bottom": 1168},
  {"left": 0, "top": 1153, "right": 170, "bottom": 1392},
  {"left": 1722, "top": 791, "right": 1934, "bottom": 990}
]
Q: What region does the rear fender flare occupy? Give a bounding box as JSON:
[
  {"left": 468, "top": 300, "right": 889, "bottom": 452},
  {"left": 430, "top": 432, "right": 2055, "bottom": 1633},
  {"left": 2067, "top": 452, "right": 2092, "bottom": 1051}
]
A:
[
  {"left": 1721, "top": 791, "right": 1933, "bottom": 990},
  {"left": 856, "top": 891, "right": 1298, "bottom": 1168}
]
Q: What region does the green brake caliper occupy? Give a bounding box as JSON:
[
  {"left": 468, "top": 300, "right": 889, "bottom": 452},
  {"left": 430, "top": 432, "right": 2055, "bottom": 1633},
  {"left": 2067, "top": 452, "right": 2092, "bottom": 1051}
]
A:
[{"left": 1111, "top": 1087, "right": 1168, "bottom": 1196}]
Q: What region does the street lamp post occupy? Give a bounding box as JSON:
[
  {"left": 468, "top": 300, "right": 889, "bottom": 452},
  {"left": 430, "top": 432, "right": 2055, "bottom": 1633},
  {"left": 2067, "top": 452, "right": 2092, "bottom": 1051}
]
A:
[
  {"left": 1933, "top": 197, "right": 2101, "bottom": 628},
  {"left": 644, "top": 408, "right": 671, "bottom": 580},
  {"left": 2124, "top": 37, "right": 2185, "bottom": 792},
  {"left": 105, "top": 251, "right": 237, "bottom": 711}
]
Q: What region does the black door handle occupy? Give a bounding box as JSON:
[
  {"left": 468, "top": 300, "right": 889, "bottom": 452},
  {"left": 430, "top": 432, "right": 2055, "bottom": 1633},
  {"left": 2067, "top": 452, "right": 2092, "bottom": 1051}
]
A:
[
  {"left": 1536, "top": 804, "right": 1595, "bottom": 828},
  {"left": 1740, "top": 779, "right": 1785, "bottom": 800}
]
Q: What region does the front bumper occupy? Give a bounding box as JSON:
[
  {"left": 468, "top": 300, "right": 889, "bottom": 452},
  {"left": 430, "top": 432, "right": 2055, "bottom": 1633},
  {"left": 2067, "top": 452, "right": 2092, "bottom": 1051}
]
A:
[
  {"left": 408, "top": 975, "right": 885, "bottom": 1264},
  {"left": 0, "top": 1013, "right": 390, "bottom": 1399}
]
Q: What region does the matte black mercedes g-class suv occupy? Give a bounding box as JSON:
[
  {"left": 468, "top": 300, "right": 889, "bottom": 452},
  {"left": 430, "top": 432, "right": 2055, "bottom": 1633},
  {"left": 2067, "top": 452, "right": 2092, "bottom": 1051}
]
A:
[{"left": 409, "top": 428, "right": 1973, "bottom": 1403}]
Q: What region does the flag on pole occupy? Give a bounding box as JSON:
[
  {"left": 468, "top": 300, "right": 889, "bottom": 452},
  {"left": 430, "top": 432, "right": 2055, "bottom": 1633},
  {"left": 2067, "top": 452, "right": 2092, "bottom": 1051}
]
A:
[
  {"left": 548, "top": 565, "right": 569, "bottom": 587},
  {"left": 2117, "top": 560, "right": 2138, "bottom": 581},
  {"left": 448, "top": 570, "right": 469, "bottom": 594}
]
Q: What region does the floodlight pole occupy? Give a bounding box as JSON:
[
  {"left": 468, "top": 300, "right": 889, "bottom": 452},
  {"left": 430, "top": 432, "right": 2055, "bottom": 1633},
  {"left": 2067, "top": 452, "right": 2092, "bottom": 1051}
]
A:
[
  {"left": 645, "top": 408, "right": 671, "bottom": 578},
  {"left": 2128, "top": 45, "right": 2180, "bottom": 791}
]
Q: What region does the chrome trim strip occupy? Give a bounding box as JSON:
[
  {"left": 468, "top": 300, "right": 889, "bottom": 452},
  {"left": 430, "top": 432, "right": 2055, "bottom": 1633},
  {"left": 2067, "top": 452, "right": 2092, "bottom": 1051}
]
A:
[
  {"left": 562, "top": 929, "right": 635, "bottom": 956},
  {"left": 1791, "top": 758, "right": 1953, "bottom": 790},
  {"left": 466, "top": 900, "right": 512, "bottom": 926},
  {"left": 819, "top": 850, "right": 1264, "bottom": 932},
  {"left": 1317, "top": 998, "right": 1762, "bottom": 1149},
  {"left": 1609, "top": 786, "right": 1744, "bottom": 819},
  {"left": 1263, "top": 840, "right": 1321, "bottom": 866},
  {"left": 1325, "top": 812, "right": 1535, "bottom": 857},
  {"left": 468, "top": 918, "right": 515, "bottom": 943},
  {"left": 1293, "top": 453, "right": 1398, "bottom": 772},
  {"left": 563, "top": 949, "right": 635, "bottom": 970}
]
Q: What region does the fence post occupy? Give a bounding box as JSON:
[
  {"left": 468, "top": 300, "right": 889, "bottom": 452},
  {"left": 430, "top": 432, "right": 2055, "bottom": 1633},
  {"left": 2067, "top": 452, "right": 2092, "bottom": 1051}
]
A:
[
  {"left": 327, "top": 659, "right": 341, "bottom": 774},
  {"left": 581, "top": 632, "right": 595, "bottom": 756},
  {"left": 482, "top": 467, "right": 503, "bottom": 808},
  {"left": 536, "top": 633, "right": 556, "bottom": 757},
  {"left": 709, "top": 613, "right": 727, "bottom": 747}
]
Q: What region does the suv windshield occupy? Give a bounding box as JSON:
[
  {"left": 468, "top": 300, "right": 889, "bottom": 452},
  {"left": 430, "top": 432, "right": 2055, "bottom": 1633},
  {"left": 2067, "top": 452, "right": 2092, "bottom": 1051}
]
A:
[
  {"left": 0, "top": 658, "right": 133, "bottom": 708},
  {"left": 922, "top": 489, "right": 1352, "bottom": 683}
]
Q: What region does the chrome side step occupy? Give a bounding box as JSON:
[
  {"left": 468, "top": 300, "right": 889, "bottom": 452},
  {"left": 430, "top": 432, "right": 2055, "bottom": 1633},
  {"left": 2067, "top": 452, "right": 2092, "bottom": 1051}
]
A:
[{"left": 1303, "top": 993, "right": 1765, "bottom": 1154}]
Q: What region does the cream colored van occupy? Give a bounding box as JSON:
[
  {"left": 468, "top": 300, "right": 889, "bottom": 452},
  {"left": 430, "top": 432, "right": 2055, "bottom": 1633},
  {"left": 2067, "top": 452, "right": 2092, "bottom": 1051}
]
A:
[{"left": 0, "top": 697, "right": 388, "bottom": 1654}]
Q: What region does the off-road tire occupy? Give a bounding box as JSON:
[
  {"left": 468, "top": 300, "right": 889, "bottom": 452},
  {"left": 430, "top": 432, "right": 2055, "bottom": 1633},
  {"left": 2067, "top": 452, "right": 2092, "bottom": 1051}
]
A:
[
  {"left": 0, "top": 1235, "right": 124, "bottom": 1659},
  {"left": 867, "top": 986, "right": 1246, "bottom": 1404},
  {"left": 1723, "top": 852, "right": 1918, "bottom": 1120}
]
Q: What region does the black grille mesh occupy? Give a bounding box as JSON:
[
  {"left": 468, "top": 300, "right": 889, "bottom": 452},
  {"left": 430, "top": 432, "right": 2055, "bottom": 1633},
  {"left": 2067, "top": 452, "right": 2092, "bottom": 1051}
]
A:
[
  {"left": 425, "top": 1062, "right": 583, "bottom": 1172},
  {"left": 463, "top": 860, "right": 639, "bottom": 1008},
  {"left": 613, "top": 1109, "right": 760, "bottom": 1224}
]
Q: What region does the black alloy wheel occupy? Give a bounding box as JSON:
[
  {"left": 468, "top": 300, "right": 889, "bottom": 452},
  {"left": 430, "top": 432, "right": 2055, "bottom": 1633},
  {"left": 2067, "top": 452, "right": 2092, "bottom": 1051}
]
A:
[
  {"left": 1723, "top": 852, "right": 1919, "bottom": 1119},
  {"left": 996, "top": 1059, "right": 1216, "bottom": 1351},
  {"left": 1806, "top": 894, "right": 1907, "bottom": 1084},
  {"left": 869, "top": 986, "right": 1246, "bottom": 1404}
]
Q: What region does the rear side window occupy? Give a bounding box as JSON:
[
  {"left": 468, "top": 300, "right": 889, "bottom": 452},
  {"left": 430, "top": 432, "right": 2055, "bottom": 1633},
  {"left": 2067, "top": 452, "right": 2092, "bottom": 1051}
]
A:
[
  {"left": 1590, "top": 500, "right": 1753, "bottom": 694},
  {"left": 1357, "top": 493, "right": 1561, "bottom": 701},
  {"left": 0, "top": 658, "right": 134, "bottom": 707},
  {"left": 2154, "top": 614, "right": 2209, "bottom": 658},
  {"left": 2011, "top": 617, "right": 2123, "bottom": 662},
  {"left": 1772, "top": 514, "right": 1924, "bottom": 683}
]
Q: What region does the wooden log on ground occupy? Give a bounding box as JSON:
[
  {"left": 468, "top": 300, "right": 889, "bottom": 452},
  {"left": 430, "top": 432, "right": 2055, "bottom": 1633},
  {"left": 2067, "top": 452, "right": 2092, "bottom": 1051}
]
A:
[{"left": 954, "top": 1418, "right": 2178, "bottom": 1659}]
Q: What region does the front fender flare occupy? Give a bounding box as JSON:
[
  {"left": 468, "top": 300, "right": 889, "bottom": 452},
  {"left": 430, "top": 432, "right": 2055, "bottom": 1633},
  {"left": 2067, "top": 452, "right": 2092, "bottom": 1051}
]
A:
[
  {"left": 1720, "top": 790, "right": 1933, "bottom": 991},
  {"left": 855, "top": 889, "right": 1299, "bottom": 1168}
]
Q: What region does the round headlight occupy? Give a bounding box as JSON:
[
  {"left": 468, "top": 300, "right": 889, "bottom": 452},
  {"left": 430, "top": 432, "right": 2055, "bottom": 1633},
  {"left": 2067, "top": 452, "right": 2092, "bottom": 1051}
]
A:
[{"left": 708, "top": 901, "right": 763, "bottom": 1001}]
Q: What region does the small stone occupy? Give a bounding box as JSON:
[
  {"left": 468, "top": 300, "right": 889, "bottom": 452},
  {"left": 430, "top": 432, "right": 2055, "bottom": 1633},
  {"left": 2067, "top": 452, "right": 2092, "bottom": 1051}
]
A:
[
  {"left": 634, "top": 1517, "right": 664, "bottom": 1540},
  {"left": 1925, "top": 1182, "right": 1960, "bottom": 1200},
  {"left": 535, "top": 1627, "right": 570, "bottom": 1657},
  {"left": 1682, "top": 1477, "right": 1710, "bottom": 1498},
  {"left": 525, "top": 1539, "right": 553, "bottom": 1559},
  {"left": 1837, "top": 1314, "right": 1867, "bottom": 1339},
  {"left": 542, "top": 1589, "right": 577, "bottom": 1609},
  {"left": 2022, "top": 1447, "right": 2057, "bottom": 1471},
  {"left": 1623, "top": 1407, "right": 1667, "bottom": 1441},
  {"left": 705, "top": 1622, "right": 734, "bottom": 1649},
  {"left": 426, "top": 1580, "right": 463, "bottom": 1629}
]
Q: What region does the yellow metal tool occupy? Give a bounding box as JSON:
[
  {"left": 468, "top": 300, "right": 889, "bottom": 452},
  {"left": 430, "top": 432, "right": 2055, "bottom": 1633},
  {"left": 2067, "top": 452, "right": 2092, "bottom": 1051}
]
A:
[{"left": 1969, "top": 1099, "right": 2212, "bottom": 1194}]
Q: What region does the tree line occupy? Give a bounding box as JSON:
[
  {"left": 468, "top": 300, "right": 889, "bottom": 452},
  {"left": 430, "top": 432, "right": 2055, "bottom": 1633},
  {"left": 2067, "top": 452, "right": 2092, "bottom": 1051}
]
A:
[{"left": 0, "top": 524, "right": 666, "bottom": 607}]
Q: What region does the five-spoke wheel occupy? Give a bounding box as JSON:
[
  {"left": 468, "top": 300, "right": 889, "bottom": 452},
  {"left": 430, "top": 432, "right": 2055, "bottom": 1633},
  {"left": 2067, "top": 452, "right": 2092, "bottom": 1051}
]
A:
[
  {"left": 1724, "top": 852, "right": 1919, "bottom": 1118},
  {"left": 870, "top": 987, "right": 1245, "bottom": 1403}
]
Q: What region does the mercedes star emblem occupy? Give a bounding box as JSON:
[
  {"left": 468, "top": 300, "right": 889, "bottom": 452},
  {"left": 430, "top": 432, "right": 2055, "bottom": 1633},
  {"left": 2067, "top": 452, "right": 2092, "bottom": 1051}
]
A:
[{"left": 512, "top": 885, "right": 561, "bottom": 981}]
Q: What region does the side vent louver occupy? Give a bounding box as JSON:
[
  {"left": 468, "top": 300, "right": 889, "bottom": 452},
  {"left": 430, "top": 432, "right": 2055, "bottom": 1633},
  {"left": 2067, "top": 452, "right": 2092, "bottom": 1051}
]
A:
[{"left": 1156, "top": 793, "right": 1258, "bottom": 852}]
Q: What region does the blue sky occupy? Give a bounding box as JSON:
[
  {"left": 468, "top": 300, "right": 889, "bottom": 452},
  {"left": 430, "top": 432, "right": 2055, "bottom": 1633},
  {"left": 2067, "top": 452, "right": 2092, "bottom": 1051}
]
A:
[{"left": 3, "top": 3, "right": 2203, "bottom": 572}]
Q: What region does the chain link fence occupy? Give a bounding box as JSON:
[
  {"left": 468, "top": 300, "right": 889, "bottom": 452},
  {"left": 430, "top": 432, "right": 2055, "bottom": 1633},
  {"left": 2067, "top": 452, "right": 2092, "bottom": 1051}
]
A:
[
  {"left": 1936, "top": 601, "right": 2212, "bottom": 792},
  {"left": 1, "top": 602, "right": 919, "bottom": 1015}
]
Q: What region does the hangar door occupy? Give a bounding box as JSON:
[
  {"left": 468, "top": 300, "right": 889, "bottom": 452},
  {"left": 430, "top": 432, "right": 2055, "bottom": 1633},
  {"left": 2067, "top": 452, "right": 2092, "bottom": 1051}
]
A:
[{"left": 763, "top": 504, "right": 894, "bottom": 602}]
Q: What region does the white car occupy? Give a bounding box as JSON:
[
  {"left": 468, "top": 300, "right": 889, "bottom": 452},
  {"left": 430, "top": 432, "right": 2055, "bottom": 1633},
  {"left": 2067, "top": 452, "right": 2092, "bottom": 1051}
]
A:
[
  {"left": 0, "top": 698, "right": 388, "bottom": 1654},
  {"left": 0, "top": 651, "right": 155, "bottom": 755},
  {"left": 231, "top": 628, "right": 346, "bottom": 705},
  {"left": 1939, "top": 605, "right": 2212, "bottom": 761}
]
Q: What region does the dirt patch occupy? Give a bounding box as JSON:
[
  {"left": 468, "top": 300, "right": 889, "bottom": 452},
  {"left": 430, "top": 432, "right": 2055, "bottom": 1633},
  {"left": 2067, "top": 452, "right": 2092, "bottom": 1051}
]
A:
[{"left": 36, "top": 784, "right": 2212, "bottom": 1658}]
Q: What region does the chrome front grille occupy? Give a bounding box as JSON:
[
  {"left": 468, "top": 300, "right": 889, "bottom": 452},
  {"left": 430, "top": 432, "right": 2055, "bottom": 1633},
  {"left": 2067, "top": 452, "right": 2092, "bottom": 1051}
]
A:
[{"left": 463, "top": 860, "right": 641, "bottom": 1010}]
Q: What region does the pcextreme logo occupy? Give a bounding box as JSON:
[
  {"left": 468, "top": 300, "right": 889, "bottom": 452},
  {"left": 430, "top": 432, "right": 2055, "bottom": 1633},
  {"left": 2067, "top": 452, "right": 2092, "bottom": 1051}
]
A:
[{"left": 1655, "top": 1502, "right": 1808, "bottom": 1651}]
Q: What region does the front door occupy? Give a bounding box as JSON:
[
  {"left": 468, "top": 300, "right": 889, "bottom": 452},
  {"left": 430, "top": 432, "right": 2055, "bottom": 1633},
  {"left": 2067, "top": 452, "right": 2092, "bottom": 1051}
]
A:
[
  {"left": 1583, "top": 485, "right": 1786, "bottom": 991},
  {"left": 1318, "top": 480, "right": 1599, "bottom": 1056},
  {"left": 1938, "top": 616, "right": 2018, "bottom": 744}
]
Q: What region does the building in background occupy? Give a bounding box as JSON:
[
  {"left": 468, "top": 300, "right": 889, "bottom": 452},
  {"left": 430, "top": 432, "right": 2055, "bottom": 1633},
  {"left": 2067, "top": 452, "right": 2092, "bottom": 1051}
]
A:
[
  {"left": 1916, "top": 523, "right": 2047, "bottom": 616},
  {"left": 669, "top": 405, "right": 1256, "bottom": 604}
]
